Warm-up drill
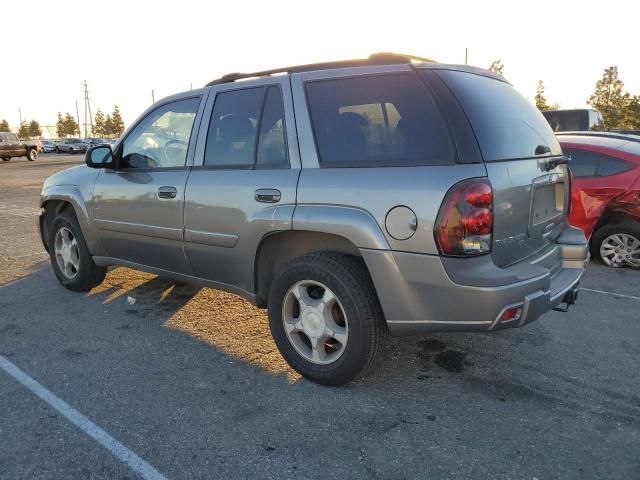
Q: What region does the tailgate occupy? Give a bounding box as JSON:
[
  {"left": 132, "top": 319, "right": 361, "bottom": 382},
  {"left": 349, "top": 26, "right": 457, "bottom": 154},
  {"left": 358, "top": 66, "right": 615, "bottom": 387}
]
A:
[{"left": 486, "top": 159, "right": 569, "bottom": 267}]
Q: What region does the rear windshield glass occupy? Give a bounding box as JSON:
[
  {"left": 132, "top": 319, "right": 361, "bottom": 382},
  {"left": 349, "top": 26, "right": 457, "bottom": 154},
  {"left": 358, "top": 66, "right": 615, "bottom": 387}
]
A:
[
  {"left": 435, "top": 70, "right": 562, "bottom": 161},
  {"left": 306, "top": 73, "right": 454, "bottom": 167}
]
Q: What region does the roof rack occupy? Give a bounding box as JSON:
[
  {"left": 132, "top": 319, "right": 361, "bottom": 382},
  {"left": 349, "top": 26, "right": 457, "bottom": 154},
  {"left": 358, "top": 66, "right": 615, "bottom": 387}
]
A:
[
  {"left": 555, "top": 131, "right": 640, "bottom": 143},
  {"left": 205, "top": 52, "right": 434, "bottom": 87}
]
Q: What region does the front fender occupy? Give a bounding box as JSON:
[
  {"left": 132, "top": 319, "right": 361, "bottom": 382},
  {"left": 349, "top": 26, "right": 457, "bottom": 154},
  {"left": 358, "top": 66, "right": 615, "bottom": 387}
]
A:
[{"left": 40, "top": 185, "right": 106, "bottom": 256}]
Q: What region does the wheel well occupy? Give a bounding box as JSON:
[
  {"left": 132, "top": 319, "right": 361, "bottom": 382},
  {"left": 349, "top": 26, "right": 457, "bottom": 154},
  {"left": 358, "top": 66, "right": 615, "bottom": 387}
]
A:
[
  {"left": 254, "top": 231, "right": 362, "bottom": 308},
  {"left": 40, "top": 200, "right": 75, "bottom": 250},
  {"left": 593, "top": 210, "right": 640, "bottom": 234}
]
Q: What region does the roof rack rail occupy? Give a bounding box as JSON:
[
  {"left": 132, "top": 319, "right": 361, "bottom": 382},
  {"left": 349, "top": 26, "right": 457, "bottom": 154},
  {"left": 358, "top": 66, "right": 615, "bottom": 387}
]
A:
[
  {"left": 205, "top": 52, "right": 434, "bottom": 87},
  {"left": 555, "top": 131, "right": 640, "bottom": 142}
]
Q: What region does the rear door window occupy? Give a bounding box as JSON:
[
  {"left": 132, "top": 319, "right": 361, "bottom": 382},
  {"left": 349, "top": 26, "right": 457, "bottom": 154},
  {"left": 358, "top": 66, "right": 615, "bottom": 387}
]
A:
[
  {"left": 564, "top": 148, "right": 633, "bottom": 177},
  {"left": 436, "top": 70, "right": 562, "bottom": 161},
  {"left": 305, "top": 73, "right": 454, "bottom": 167},
  {"left": 204, "top": 86, "right": 289, "bottom": 169}
]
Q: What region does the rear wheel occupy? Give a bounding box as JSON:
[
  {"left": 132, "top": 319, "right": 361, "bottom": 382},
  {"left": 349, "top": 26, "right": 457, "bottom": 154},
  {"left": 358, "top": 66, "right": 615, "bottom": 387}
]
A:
[
  {"left": 49, "top": 210, "right": 107, "bottom": 291},
  {"left": 27, "top": 148, "right": 37, "bottom": 161},
  {"left": 1, "top": 157, "right": 9, "bottom": 162},
  {"left": 591, "top": 222, "right": 640, "bottom": 268},
  {"left": 268, "top": 252, "right": 386, "bottom": 386}
]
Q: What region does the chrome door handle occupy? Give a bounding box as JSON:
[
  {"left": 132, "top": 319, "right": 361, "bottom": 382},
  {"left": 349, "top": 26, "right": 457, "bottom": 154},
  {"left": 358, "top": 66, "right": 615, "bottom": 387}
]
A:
[
  {"left": 158, "top": 186, "right": 177, "bottom": 199},
  {"left": 255, "top": 188, "right": 281, "bottom": 203}
]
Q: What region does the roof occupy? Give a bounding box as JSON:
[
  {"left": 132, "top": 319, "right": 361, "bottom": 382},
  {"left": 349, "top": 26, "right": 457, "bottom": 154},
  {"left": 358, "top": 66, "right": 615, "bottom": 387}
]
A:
[{"left": 205, "top": 52, "right": 435, "bottom": 86}]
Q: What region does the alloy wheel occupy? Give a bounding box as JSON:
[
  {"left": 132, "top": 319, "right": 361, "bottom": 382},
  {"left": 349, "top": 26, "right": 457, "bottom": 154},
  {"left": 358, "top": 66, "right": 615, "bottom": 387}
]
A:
[
  {"left": 282, "top": 280, "right": 349, "bottom": 365},
  {"left": 54, "top": 226, "right": 81, "bottom": 278}
]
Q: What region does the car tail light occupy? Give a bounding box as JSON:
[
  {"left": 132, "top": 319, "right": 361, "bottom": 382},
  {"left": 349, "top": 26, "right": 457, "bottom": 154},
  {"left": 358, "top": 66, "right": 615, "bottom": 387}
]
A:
[{"left": 435, "top": 178, "right": 493, "bottom": 256}]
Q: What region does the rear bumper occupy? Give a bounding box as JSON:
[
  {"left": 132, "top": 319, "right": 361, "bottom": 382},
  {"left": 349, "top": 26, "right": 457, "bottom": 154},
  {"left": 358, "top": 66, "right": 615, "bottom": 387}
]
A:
[{"left": 361, "top": 225, "right": 589, "bottom": 336}]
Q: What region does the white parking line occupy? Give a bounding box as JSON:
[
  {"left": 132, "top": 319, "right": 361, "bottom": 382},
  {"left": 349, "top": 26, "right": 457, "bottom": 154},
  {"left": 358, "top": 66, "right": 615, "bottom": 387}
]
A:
[
  {"left": 580, "top": 287, "right": 640, "bottom": 301},
  {"left": 0, "top": 356, "right": 168, "bottom": 480}
]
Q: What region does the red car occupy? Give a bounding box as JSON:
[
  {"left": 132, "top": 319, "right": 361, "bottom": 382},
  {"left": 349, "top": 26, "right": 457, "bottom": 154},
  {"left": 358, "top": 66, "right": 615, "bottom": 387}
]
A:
[{"left": 558, "top": 132, "right": 640, "bottom": 268}]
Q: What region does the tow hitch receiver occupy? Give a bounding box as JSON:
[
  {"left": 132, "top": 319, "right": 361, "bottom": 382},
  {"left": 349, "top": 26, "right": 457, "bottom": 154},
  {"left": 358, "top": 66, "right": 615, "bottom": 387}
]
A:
[{"left": 553, "top": 286, "right": 579, "bottom": 313}]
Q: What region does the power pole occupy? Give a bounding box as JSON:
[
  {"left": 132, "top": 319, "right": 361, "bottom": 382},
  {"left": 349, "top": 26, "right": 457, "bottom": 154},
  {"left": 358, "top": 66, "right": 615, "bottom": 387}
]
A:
[
  {"left": 81, "top": 80, "right": 93, "bottom": 138},
  {"left": 465, "top": 48, "right": 468, "bottom": 65},
  {"left": 18, "top": 107, "right": 22, "bottom": 126},
  {"left": 75, "top": 100, "right": 81, "bottom": 138},
  {"left": 151, "top": 89, "right": 155, "bottom": 104}
]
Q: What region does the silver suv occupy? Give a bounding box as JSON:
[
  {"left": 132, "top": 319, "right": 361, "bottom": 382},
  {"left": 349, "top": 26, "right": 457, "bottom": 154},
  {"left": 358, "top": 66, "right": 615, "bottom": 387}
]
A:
[{"left": 39, "top": 53, "right": 589, "bottom": 385}]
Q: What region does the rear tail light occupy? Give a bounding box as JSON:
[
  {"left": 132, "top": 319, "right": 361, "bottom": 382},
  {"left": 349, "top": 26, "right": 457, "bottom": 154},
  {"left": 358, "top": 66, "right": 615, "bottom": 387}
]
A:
[{"left": 435, "top": 178, "right": 493, "bottom": 256}]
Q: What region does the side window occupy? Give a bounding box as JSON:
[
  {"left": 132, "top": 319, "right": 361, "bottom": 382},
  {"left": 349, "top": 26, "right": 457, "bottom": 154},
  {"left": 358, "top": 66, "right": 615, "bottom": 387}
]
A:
[
  {"left": 597, "top": 156, "right": 633, "bottom": 176},
  {"left": 121, "top": 97, "right": 200, "bottom": 169},
  {"left": 566, "top": 148, "right": 633, "bottom": 178},
  {"left": 256, "top": 87, "right": 288, "bottom": 169},
  {"left": 565, "top": 149, "right": 598, "bottom": 177},
  {"left": 305, "top": 74, "right": 454, "bottom": 167},
  {"left": 204, "top": 86, "right": 288, "bottom": 169}
]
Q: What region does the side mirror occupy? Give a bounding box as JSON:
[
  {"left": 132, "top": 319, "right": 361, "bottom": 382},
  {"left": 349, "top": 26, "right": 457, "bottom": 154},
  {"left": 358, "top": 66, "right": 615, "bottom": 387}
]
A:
[{"left": 85, "top": 145, "right": 114, "bottom": 169}]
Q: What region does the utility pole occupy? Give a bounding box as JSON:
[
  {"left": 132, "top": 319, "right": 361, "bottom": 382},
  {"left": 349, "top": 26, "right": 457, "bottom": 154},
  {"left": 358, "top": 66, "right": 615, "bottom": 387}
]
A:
[
  {"left": 151, "top": 89, "right": 155, "bottom": 104},
  {"left": 18, "top": 107, "right": 22, "bottom": 126},
  {"left": 75, "top": 100, "right": 81, "bottom": 138},
  {"left": 465, "top": 48, "right": 468, "bottom": 65},
  {"left": 81, "top": 80, "right": 94, "bottom": 138}
]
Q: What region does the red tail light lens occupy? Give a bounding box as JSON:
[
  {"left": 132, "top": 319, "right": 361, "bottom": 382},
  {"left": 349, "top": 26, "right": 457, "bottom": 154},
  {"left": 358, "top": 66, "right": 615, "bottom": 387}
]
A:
[{"left": 435, "top": 178, "right": 493, "bottom": 256}]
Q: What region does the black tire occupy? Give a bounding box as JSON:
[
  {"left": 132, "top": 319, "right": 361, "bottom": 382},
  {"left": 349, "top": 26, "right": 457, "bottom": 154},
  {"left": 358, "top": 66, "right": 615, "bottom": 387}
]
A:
[
  {"left": 27, "top": 148, "right": 37, "bottom": 161},
  {"left": 48, "top": 210, "right": 107, "bottom": 291},
  {"left": 55, "top": 147, "right": 60, "bottom": 154},
  {"left": 1, "top": 157, "right": 9, "bottom": 162},
  {"left": 591, "top": 221, "right": 640, "bottom": 268},
  {"left": 268, "top": 252, "right": 386, "bottom": 386}
]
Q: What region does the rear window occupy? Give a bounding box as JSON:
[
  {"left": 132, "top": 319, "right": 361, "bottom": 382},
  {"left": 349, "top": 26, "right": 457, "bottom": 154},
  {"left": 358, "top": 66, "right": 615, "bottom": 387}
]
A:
[
  {"left": 436, "top": 70, "right": 562, "bottom": 161},
  {"left": 305, "top": 73, "right": 454, "bottom": 167}
]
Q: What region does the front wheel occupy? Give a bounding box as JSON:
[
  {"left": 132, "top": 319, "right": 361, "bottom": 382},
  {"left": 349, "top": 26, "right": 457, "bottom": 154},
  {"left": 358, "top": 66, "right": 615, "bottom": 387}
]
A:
[
  {"left": 591, "top": 222, "right": 640, "bottom": 268},
  {"left": 48, "top": 211, "right": 107, "bottom": 291},
  {"left": 268, "top": 252, "right": 386, "bottom": 386},
  {"left": 27, "top": 148, "right": 37, "bottom": 161},
  {"left": 1, "top": 157, "right": 9, "bottom": 162}
]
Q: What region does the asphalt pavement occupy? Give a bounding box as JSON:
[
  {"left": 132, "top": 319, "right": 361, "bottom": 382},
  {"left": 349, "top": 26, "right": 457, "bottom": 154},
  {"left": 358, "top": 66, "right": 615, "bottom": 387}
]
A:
[{"left": 1, "top": 154, "right": 639, "bottom": 479}]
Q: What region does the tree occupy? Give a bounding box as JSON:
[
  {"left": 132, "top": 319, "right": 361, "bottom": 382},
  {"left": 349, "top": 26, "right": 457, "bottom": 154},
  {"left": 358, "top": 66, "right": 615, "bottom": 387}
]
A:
[
  {"left": 535, "top": 80, "right": 549, "bottom": 111},
  {"left": 624, "top": 96, "right": 640, "bottom": 130},
  {"left": 64, "top": 113, "right": 80, "bottom": 137},
  {"left": 18, "top": 122, "right": 30, "bottom": 139},
  {"left": 104, "top": 114, "right": 115, "bottom": 137},
  {"left": 28, "top": 120, "right": 42, "bottom": 138},
  {"left": 110, "top": 106, "right": 125, "bottom": 137},
  {"left": 92, "top": 109, "right": 106, "bottom": 137},
  {"left": 588, "top": 66, "right": 629, "bottom": 130},
  {"left": 488, "top": 60, "right": 504, "bottom": 77},
  {"left": 56, "top": 112, "right": 65, "bottom": 138},
  {"left": 0, "top": 119, "right": 10, "bottom": 132}
]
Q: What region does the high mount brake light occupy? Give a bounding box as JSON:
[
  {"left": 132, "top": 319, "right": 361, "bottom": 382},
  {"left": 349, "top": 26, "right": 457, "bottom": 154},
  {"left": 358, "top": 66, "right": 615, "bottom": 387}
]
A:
[{"left": 435, "top": 178, "right": 493, "bottom": 256}]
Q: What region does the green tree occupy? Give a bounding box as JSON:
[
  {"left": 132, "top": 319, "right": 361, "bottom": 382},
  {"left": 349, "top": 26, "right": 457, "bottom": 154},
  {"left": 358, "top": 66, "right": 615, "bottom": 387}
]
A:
[
  {"left": 64, "top": 113, "right": 80, "bottom": 137},
  {"left": 588, "top": 66, "right": 629, "bottom": 129},
  {"left": 92, "top": 109, "right": 106, "bottom": 137},
  {"left": 0, "top": 119, "right": 10, "bottom": 132},
  {"left": 28, "top": 120, "right": 42, "bottom": 138},
  {"left": 104, "top": 114, "right": 114, "bottom": 137},
  {"left": 110, "top": 106, "right": 125, "bottom": 137},
  {"left": 18, "top": 122, "right": 30, "bottom": 139},
  {"left": 624, "top": 95, "right": 640, "bottom": 130},
  {"left": 488, "top": 60, "right": 504, "bottom": 77},
  {"left": 535, "top": 80, "right": 549, "bottom": 111},
  {"left": 56, "top": 112, "right": 65, "bottom": 138}
]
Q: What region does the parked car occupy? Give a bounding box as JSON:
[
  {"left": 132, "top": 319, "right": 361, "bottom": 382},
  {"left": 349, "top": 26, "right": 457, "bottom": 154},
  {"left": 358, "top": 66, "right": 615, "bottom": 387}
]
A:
[
  {"left": 40, "top": 140, "right": 56, "bottom": 153},
  {"left": 38, "top": 53, "right": 589, "bottom": 385},
  {"left": 0, "top": 132, "right": 41, "bottom": 161},
  {"left": 558, "top": 131, "right": 640, "bottom": 268},
  {"left": 543, "top": 109, "right": 604, "bottom": 132},
  {"left": 55, "top": 138, "right": 90, "bottom": 154}
]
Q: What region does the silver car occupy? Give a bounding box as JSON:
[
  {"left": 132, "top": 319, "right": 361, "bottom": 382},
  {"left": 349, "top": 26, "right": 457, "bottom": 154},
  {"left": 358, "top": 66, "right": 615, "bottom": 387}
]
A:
[{"left": 39, "top": 53, "right": 589, "bottom": 385}]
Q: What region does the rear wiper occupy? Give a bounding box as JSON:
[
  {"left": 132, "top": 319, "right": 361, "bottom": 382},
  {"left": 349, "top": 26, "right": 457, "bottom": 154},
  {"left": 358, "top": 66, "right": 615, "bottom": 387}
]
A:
[{"left": 542, "top": 156, "right": 570, "bottom": 171}]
